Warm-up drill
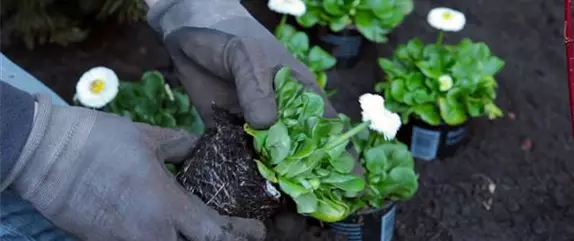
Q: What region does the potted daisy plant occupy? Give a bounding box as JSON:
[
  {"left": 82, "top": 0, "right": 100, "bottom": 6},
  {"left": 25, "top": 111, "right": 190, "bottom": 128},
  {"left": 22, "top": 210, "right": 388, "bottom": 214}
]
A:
[
  {"left": 246, "top": 67, "right": 418, "bottom": 241},
  {"left": 326, "top": 94, "right": 418, "bottom": 241},
  {"left": 375, "top": 7, "right": 505, "bottom": 161},
  {"left": 268, "top": 0, "right": 414, "bottom": 68}
]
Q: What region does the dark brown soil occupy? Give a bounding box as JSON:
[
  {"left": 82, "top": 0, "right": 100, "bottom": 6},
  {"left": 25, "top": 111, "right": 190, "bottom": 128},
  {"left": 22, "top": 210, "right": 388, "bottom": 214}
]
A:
[
  {"left": 3, "top": 0, "right": 574, "bottom": 240},
  {"left": 176, "top": 106, "right": 281, "bottom": 221}
]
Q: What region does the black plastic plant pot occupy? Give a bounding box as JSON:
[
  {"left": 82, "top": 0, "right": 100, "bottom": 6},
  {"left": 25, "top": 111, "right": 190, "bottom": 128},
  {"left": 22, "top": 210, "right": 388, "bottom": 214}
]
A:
[
  {"left": 397, "top": 118, "right": 470, "bottom": 161},
  {"left": 328, "top": 203, "right": 397, "bottom": 241},
  {"left": 315, "top": 26, "right": 363, "bottom": 69}
]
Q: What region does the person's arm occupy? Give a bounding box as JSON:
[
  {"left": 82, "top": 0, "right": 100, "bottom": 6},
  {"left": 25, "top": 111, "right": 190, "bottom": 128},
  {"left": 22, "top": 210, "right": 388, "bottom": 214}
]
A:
[{"left": 0, "top": 81, "right": 35, "bottom": 188}]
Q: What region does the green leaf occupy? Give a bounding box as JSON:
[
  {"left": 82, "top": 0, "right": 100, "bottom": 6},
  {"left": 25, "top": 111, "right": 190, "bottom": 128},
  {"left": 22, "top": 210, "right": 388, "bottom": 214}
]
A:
[
  {"left": 397, "top": 0, "right": 414, "bottom": 14},
  {"left": 416, "top": 61, "right": 441, "bottom": 79},
  {"left": 308, "top": 46, "right": 337, "bottom": 71},
  {"left": 278, "top": 81, "right": 304, "bottom": 110},
  {"left": 274, "top": 67, "right": 292, "bottom": 91},
  {"left": 133, "top": 95, "right": 157, "bottom": 118},
  {"left": 265, "top": 121, "right": 291, "bottom": 164},
  {"left": 413, "top": 104, "right": 441, "bottom": 125},
  {"left": 172, "top": 91, "right": 190, "bottom": 114},
  {"left": 322, "top": 173, "right": 365, "bottom": 193},
  {"left": 291, "top": 136, "right": 317, "bottom": 159},
  {"left": 300, "top": 92, "right": 325, "bottom": 119},
  {"left": 438, "top": 97, "right": 467, "bottom": 125},
  {"left": 465, "top": 97, "right": 484, "bottom": 117},
  {"left": 293, "top": 192, "right": 319, "bottom": 213},
  {"left": 406, "top": 38, "right": 424, "bottom": 60},
  {"left": 141, "top": 71, "right": 165, "bottom": 98},
  {"left": 483, "top": 56, "right": 505, "bottom": 76},
  {"left": 354, "top": 11, "right": 388, "bottom": 43},
  {"left": 275, "top": 23, "right": 297, "bottom": 41},
  {"left": 255, "top": 160, "right": 277, "bottom": 183},
  {"left": 155, "top": 112, "right": 177, "bottom": 128},
  {"left": 312, "top": 118, "right": 344, "bottom": 139},
  {"left": 314, "top": 168, "right": 330, "bottom": 177},
  {"left": 325, "top": 139, "right": 348, "bottom": 160},
  {"left": 484, "top": 102, "right": 504, "bottom": 119},
  {"left": 322, "top": 172, "right": 358, "bottom": 184},
  {"left": 390, "top": 78, "right": 406, "bottom": 101},
  {"left": 375, "top": 166, "right": 418, "bottom": 200},
  {"left": 378, "top": 58, "right": 405, "bottom": 78},
  {"left": 289, "top": 32, "right": 310, "bottom": 53},
  {"left": 405, "top": 72, "right": 424, "bottom": 91},
  {"left": 165, "top": 164, "right": 177, "bottom": 174},
  {"left": 309, "top": 198, "right": 349, "bottom": 222},
  {"left": 296, "top": 9, "right": 320, "bottom": 27},
  {"left": 322, "top": 0, "right": 345, "bottom": 15},
  {"left": 244, "top": 124, "right": 268, "bottom": 153},
  {"left": 362, "top": 0, "right": 393, "bottom": 13},
  {"left": 329, "top": 16, "right": 352, "bottom": 32},
  {"left": 363, "top": 145, "right": 389, "bottom": 173},
  {"left": 329, "top": 152, "right": 355, "bottom": 173},
  {"left": 316, "top": 72, "right": 328, "bottom": 89},
  {"left": 279, "top": 177, "right": 308, "bottom": 198}
]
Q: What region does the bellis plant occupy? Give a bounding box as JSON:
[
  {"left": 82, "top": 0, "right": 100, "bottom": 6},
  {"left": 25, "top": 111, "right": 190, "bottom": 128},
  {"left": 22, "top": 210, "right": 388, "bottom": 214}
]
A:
[
  {"left": 74, "top": 69, "right": 204, "bottom": 134},
  {"left": 295, "top": 0, "right": 414, "bottom": 43},
  {"left": 274, "top": 23, "right": 337, "bottom": 95},
  {"left": 245, "top": 67, "right": 418, "bottom": 222},
  {"left": 375, "top": 7, "right": 505, "bottom": 126}
]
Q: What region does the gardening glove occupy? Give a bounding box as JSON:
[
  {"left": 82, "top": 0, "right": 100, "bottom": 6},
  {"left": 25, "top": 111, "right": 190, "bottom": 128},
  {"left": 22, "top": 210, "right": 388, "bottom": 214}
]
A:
[
  {"left": 147, "top": 0, "right": 364, "bottom": 177},
  {"left": 146, "top": 0, "right": 338, "bottom": 130},
  {"left": 1, "top": 95, "right": 266, "bottom": 241}
]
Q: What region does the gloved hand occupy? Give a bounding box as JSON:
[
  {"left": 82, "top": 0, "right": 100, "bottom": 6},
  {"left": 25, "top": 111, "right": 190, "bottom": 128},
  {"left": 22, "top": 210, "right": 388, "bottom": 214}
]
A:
[
  {"left": 147, "top": 0, "right": 338, "bottom": 129},
  {"left": 2, "top": 95, "right": 266, "bottom": 241}
]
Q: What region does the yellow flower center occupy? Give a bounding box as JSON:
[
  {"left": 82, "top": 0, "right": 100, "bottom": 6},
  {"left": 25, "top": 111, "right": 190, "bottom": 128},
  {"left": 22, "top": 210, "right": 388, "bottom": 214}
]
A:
[
  {"left": 89, "top": 79, "right": 105, "bottom": 94},
  {"left": 442, "top": 12, "right": 453, "bottom": 20}
]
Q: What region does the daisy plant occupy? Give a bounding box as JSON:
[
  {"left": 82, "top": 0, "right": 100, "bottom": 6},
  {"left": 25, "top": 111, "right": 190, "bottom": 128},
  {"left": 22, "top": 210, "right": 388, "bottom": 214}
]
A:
[
  {"left": 294, "top": 0, "right": 414, "bottom": 43},
  {"left": 74, "top": 67, "right": 204, "bottom": 135},
  {"left": 245, "top": 67, "right": 418, "bottom": 222},
  {"left": 274, "top": 22, "right": 338, "bottom": 96},
  {"left": 375, "top": 7, "right": 505, "bottom": 126}
]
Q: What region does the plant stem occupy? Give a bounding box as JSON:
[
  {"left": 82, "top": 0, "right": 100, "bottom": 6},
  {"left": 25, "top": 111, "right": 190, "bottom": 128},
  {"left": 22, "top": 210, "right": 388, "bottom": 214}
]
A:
[
  {"left": 275, "top": 14, "right": 288, "bottom": 37},
  {"left": 324, "top": 122, "right": 369, "bottom": 149},
  {"left": 280, "top": 14, "right": 287, "bottom": 28},
  {"left": 367, "top": 131, "right": 378, "bottom": 148},
  {"left": 435, "top": 31, "right": 444, "bottom": 46}
]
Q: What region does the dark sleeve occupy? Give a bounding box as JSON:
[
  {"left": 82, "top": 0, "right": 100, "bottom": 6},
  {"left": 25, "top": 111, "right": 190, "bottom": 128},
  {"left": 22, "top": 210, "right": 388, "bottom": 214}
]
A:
[{"left": 0, "top": 81, "right": 34, "bottom": 183}]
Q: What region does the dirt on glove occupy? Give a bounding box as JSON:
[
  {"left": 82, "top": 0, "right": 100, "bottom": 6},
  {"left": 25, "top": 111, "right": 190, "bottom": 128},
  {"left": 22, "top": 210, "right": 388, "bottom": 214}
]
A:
[{"left": 176, "top": 106, "right": 281, "bottom": 221}]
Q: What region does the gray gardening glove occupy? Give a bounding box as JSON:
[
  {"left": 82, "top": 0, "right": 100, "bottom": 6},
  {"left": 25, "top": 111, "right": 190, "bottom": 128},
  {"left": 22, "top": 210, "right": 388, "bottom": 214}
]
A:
[
  {"left": 147, "top": 0, "right": 338, "bottom": 130},
  {"left": 1, "top": 95, "right": 266, "bottom": 241}
]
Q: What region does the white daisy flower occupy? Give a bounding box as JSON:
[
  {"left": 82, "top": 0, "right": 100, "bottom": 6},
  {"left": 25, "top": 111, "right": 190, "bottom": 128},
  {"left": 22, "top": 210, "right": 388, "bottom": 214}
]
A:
[
  {"left": 268, "top": 0, "right": 306, "bottom": 17},
  {"left": 427, "top": 7, "right": 466, "bottom": 32},
  {"left": 438, "top": 74, "right": 454, "bottom": 91},
  {"left": 359, "top": 93, "right": 402, "bottom": 140},
  {"left": 75, "top": 66, "right": 119, "bottom": 108}
]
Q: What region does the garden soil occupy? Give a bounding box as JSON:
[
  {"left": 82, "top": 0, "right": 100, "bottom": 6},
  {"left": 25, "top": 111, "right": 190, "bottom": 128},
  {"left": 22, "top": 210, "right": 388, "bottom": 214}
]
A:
[{"left": 3, "top": 0, "right": 573, "bottom": 240}]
